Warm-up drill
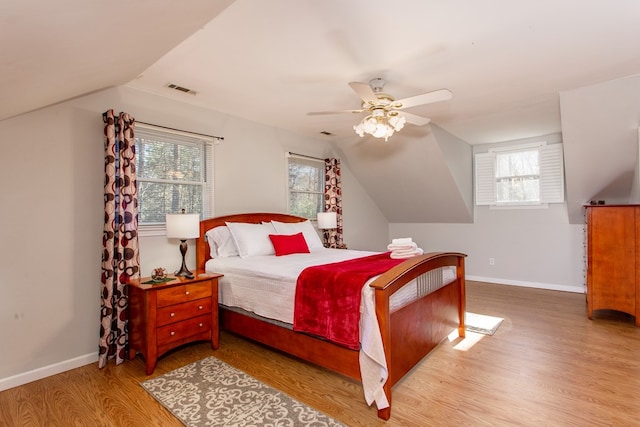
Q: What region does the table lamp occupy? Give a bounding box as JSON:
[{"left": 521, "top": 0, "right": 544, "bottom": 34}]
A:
[
  {"left": 166, "top": 210, "right": 200, "bottom": 278},
  {"left": 317, "top": 211, "right": 337, "bottom": 248}
]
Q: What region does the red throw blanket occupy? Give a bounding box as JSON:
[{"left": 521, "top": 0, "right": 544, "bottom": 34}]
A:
[{"left": 293, "top": 252, "right": 405, "bottom": 350}]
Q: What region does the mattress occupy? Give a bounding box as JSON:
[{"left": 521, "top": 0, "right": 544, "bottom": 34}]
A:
[
  {"left": 206, "top": 249, "right": 376, "bottom": 323},
  {"left": 206, "top": 249, "right": 455, "bottom": 322}
]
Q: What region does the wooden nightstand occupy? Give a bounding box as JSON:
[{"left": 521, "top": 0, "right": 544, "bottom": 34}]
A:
[{"left": 126, "top": 271, "right": 223, "bottom": 374}]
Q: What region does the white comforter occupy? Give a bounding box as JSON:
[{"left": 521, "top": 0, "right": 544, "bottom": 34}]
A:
[{"left": 206, "top": 249, "right": 376, "bottom": 322}]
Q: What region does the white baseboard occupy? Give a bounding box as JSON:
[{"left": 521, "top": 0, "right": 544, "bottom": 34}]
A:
[
  {"left": 0, "top": 352, "right": 98, "bottom": 392},
  {"left": 466, "top": 275, "right": 585, "bottom": 294}
]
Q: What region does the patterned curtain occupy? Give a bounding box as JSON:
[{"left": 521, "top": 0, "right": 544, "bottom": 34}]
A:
[
  {"left": 98, "top": 109, "right": 140, "bottom": 368},
  {"left": 324, "top": 158, "right": 344, "bottom": 248}
]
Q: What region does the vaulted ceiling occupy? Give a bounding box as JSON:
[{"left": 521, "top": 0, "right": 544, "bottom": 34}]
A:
[{"left": 5, "top": 1, "right": 640, "bottom": 223}]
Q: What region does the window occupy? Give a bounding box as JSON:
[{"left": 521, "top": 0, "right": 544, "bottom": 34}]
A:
[
  {"left": 287, "top": 154, "right": 325, "bottom": 219},
  {"left": 135, "top": 123, "right": 215, "bottom": 229},
  {"left": 475, "top": 142, "right": 564, "bottom": 207}
]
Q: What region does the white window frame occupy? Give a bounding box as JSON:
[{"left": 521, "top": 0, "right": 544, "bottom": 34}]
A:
[
  {"left": 286, "top": 153, "right": 325, "bottom": 221},
  {"left": 135, "top": 123, "right": 215, "bottom": 236},
  {"left": 475, "top": 142, "right": 564, "bottom": 208}
]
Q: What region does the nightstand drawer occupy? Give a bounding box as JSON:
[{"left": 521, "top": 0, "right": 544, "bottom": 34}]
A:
[
  {"left": 156, "top": 298, "right": 212, "bottom": 326},
  {"left": 156, "top": 281, "right": 212, "bottom": 307},
  {"left": 157, "top": 314, "right": 211, "bottom": 345}
]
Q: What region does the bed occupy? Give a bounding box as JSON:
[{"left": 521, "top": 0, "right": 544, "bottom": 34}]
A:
[{"left": 195, "top": 212, "right": 466, "bottom": 420}]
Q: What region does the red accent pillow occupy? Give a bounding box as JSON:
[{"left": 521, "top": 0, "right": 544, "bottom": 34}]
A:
[{"left": 269, "top": 232, "right": 310, "bottom": 256}]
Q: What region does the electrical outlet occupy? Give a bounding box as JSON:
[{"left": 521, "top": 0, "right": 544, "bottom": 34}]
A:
[{"left": 489, "top": 258, "right": 495, "bottom": 265}]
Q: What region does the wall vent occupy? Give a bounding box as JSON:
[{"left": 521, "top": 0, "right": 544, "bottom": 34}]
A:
[{"left": 166, "top": 83, "right": 197, "bottom": 95}]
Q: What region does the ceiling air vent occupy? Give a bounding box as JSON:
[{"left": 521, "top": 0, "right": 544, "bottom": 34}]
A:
[{"left": 166, "top": 83, "right": 197, "bottom": 95}]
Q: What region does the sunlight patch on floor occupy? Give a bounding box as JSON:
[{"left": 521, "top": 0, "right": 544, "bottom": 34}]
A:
[{"left": 448, "top": 329, "right": 485, "bottom": 351}]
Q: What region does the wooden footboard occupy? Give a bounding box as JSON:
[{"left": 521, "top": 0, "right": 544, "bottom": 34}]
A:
[
  {"left": 371, "top": 252, "right": 466, "bottom": 420},
  {"left": 196, "top": 213, "right": 466, "bottom": 421}
]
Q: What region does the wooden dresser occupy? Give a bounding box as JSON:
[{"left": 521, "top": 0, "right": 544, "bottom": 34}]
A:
[
  {"left": 585, "top": 205, "right": 640, "bottom": 325},
  {"left": 127, "top": 271, "right": 223, "bottom": 374}
]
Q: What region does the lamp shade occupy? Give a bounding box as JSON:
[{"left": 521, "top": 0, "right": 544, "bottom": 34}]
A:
[
  {"left": 317, "top": 212, "right": 337, "bottom": 230},
  {"left": 166, "top": 213, "right": 200, "bottom": 239}
]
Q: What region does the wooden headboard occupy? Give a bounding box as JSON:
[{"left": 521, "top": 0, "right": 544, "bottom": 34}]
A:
[{"left": 196, "top": 212, "right": 307, "bottom": 270}]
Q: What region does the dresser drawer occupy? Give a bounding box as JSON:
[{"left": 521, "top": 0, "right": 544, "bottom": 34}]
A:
[
  {"left": 157, "top": 314, "right": 211, "bottom": 345},
  {"left": 156, "top": 298, "right": 212, "bottom": 326},
  {"left": 156, "top": 281, "right": 212, "bottom": 307}
]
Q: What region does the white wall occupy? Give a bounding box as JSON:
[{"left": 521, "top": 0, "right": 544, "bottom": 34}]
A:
[
  {"left": 0, "top": 85, "right": 388, "bottom": 389},
  {"left": 0, "top": 105, "right": 104, "bottom": 389},
  {"left": 340, "top": 164, "right": 391, "bottom": 252},
  {"left": 391, "top": 203, "right": 584, "bottom": 293}
]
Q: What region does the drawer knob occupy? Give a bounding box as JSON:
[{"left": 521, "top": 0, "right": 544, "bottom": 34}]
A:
[
  {"left": 185, "top": 291, "right": 190, "bottom": 295},
  {"left": 198, "top": 323, "right": 203, "bottom": 328},
  {"left": 198, "top": 305, "right": 203, "bottom": 310},
  {"left": 170, "top": 331, "right": 175, "bottom": 336},
  {"left": 170, "top": 313, "right": 175, "bottom": 317}
]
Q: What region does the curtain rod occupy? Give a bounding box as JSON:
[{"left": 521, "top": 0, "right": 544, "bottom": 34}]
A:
[
  {"left": 288, "top": 151, "right": 325, "bottom": 161},
  {"left": 136, "top": 120, "right": 224, "bottom": 141}
]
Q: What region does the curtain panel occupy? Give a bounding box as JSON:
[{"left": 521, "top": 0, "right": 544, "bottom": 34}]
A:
[
  {"left": 324, "top": 158, "right": 344, "bottom": 248},
  {"left": 98, "top": 109, "right": 140, "bottom": 368}
]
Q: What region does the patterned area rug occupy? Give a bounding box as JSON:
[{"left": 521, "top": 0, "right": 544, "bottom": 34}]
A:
[
  {"left": 141, "top": 356, "right": 345, "bottom": 427},
  {"left": 465, "top": 312, "right": 504, "bottom": 335}
]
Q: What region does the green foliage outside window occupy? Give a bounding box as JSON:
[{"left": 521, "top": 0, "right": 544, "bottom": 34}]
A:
[
  {"left": 288, "top": 159, "right": 324, "bottom": 219},
  {"left": 135, "top": 129, "right": 209, "bottom": 224},
  {"left": 495, "top": 149, "right": 540, "bottom": 203}
]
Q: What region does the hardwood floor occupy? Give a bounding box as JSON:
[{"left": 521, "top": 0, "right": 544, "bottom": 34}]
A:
[{"left": 2, "top": 281, "right": 639, "bottom": 426}]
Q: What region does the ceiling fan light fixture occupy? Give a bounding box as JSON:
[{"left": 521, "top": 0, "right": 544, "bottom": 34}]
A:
[
  {"left": 353, "top": 110, "right": 406, "bottom": 142},
  {"left": 388, "top": 113, "right": 406, "bottom": 131},
  {"left": 311, "top": 78, "right": 449, "bottom": 141}
]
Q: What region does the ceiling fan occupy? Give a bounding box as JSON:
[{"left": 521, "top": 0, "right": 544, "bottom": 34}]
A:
[{"left": 308, "top": 78, "right": 452, "bottom": 141}]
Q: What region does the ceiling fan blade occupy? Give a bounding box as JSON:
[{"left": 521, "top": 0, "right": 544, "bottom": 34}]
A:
[
  {"left": 307, "top": 109, "right": 365, "bottom": 116},
  {"left": 392, "top": 89, "right": 453, "bottom": 109},
  {"left": 402, "top": 112, "right": 431, "bottom": 126},
  {"left": 348, "top": 81, "right": 378, "bottom": 104}
]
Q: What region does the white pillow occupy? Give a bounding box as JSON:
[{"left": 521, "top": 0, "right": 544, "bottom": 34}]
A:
[
  {"left": 205, "top": 226, "right": 239, "bottom": 258},
  {"left": 271, "top": 220, "right": 324, "bottom": 250},
  {"left": 226, "top": 221, "right": 276, "bottom": 258}
]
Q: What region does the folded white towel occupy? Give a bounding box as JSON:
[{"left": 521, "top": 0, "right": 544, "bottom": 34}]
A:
[
  {"left": 392, "top": 248, "right": 420, "bottom": 255},
  {"left": 391, "top": 237, "right": 413, "bottom": 245},
  {"left": 388, "top": 237, "right": 422, "bottom": 259},
  {"left": 387, "top": 242, "right": 418, "bottom": 251},
  {"left": 390, "top": 248, "right": 424, "bottom": 259}
]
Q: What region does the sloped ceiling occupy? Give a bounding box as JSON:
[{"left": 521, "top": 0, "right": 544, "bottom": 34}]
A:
[
  {"left": 123, "top": 0, "right": 640, "bottom": 145},
  {"left": 0, "top": 0, "right": 234, "bottom": 121},
  {"left": 4, "top": 1, "right": 640, "bottom": 223},
  {"left": 561, "top": 75, "right": 640, "bottom": 224}
]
